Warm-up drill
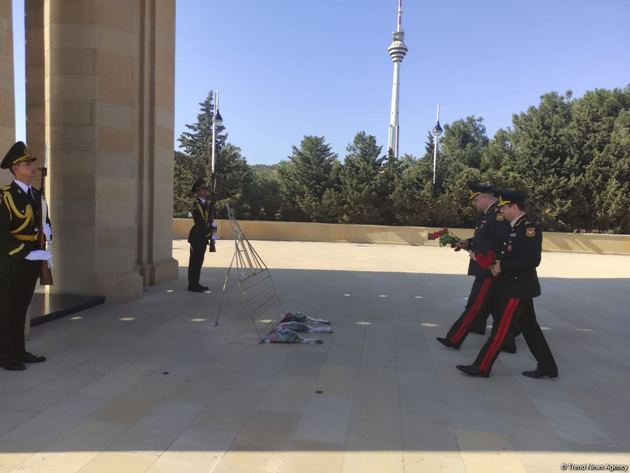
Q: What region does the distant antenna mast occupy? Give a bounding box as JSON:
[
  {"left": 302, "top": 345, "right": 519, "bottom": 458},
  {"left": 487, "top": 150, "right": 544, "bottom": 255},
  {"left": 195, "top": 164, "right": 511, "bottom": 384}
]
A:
[
  {"left": 431, "top": 104, "right": 443, "bottom": 186},
  {"left": 387, "top": 0, "right": 408, "bottom": 159}
]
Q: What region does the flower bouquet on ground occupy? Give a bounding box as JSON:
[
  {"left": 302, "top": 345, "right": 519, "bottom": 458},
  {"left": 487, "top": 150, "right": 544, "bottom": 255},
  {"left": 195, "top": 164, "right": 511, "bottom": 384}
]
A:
[
  {"left": 261, "top": 326, "right": 323, "bottom": 344},
  {"left": 428, "top": 228, "right": 463, "bottom": 249},
  {"left": 280, "top": 311, "right": 330, "bottom": 325},
  {"left": 278, "top": 321, "right": 333, "bottom": 334}
]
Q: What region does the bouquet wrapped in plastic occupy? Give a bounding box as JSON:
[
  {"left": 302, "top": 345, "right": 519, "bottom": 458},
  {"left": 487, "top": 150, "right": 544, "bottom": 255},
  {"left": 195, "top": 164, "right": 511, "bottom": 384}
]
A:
[
  {"left": 278, "top": 321, "right": 333, "bottom": 334},
  {"left": 427, "top": 228, "right": 462, "bottom": 248},
  {"left": 261, "top": 327, "right": 323, "bottom": 344},
  {"left": 280, "top": 311, "right": 330, "bottom": 325}
]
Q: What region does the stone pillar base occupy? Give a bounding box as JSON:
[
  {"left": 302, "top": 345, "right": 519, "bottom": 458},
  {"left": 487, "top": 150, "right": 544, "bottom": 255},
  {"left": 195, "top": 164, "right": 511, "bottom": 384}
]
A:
[
  {"left": 138, "top": 257, "right": 179, "bottom": 286},
  {"left": 91, "top": 272, "right": 144, "bottom": 301}
]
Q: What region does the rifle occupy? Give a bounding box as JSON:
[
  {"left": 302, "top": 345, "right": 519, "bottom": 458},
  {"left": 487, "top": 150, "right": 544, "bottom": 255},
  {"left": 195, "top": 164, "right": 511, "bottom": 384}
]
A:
[
  {"left": 38, "top": 145, "right": 53, "bottom": 285},
  {"left": 208, "top": 171, "right": 217, "bottom": 253}
]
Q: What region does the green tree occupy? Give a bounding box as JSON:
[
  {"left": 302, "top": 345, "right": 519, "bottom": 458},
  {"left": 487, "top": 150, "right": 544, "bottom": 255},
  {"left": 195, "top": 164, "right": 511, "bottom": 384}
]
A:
[
  {"left": 174, "top": 92, "right": 253, "bottom": 219},
  {"left": 277, "top": 136, "right": 341, "bottom": 222},
  {"left": 214, "top": 143, "right": 255, "bottom": 219},
  {"left": 339, "top": 132, "right": 388, "bottom": 224},
  {"left": 389, "top": 155, "right": 434, "bottom": 226},
  {"left": 586, "top": 109, "right": 630, "bottom": 232},
  {"left": 247, "top": 165, "right": 284, "bottom": 220},
  {"left": 439, "top": 116, "right": 489, "bottom": 170},
  {"left": 173, "top": 151, "right": 195, "bottom": 217}
]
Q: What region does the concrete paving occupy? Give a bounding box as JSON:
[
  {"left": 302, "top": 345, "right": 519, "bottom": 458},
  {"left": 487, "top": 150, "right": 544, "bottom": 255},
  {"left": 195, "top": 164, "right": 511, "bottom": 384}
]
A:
[{"left": 1, "top": 239, "right": 630, "bottom": 473}]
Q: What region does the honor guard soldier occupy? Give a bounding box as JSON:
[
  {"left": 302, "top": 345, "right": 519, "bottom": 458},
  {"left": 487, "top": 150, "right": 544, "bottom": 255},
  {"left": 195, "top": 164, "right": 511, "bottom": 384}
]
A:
[
  {"left": 187, "top": 178, "right": 212, "bottom": 292},
  {"left": 456, "top": 190, "right": 558, "bottom": 378},
  {"left": 437, "top": 183, "right": 515, "bottom": 352},
  {"left": 0, "top": 141, "right": 50, "bottom": 371}
]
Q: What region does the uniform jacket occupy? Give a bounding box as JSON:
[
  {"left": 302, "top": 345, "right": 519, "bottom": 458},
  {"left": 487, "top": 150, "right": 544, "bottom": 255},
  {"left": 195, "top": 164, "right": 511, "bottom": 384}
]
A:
[
  {"left": 495, "top": 213, "right": 542, "bottom": 298},
  {"left": 0, "top": 182, "right": 48, "bottom": 273},
  {"left": 187, "top": 197, "right": 212, "bottom": 248},
  {"left": 466, "top": 201, "right": 511, "bottom": 277}
]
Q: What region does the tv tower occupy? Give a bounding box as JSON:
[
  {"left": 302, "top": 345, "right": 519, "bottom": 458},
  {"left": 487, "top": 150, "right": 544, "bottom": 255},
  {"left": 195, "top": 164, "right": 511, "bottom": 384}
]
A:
[{"left": 387, "top": 0, "right": 408, "bottom": 159}]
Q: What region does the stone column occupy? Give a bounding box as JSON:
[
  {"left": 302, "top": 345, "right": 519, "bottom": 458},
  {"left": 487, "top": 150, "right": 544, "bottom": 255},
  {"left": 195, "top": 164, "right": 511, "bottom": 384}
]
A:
[
  {"left": 25, "top": 0, "right": 45, "bottom": 166},
  {"left": 0, "top": 0, "right": 15, "bottom": 185},
  {"left": 45, "top": 0, "right": 177, "bottom": 300},
  {"left": 136, "top": 0, "right": 178, "bottom": 286}
]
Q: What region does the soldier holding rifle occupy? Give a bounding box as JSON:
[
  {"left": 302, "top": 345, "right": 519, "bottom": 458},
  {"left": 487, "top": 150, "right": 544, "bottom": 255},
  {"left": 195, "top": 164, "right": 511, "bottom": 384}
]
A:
[
  {"left": 0, "top": 141, "right": 50, "bottom": 371},
  {"left": 187, "top": 178, "right": 213, "bottom": 292}
]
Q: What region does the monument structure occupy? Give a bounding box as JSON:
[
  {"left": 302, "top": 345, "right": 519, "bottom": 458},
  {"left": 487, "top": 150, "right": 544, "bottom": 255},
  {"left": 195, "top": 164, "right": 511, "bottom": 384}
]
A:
[{"left": 0, "top": 0, "right": 178, "bottom": 300}]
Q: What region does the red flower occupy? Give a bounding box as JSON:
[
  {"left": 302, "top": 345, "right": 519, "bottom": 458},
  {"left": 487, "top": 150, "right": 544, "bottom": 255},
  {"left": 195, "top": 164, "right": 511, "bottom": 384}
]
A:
[
  {"left": 475, "top": 250, "right": 497, "bottom": 269},
  {"left": 428, "top": 228, "right": 451, "bottom": 240}
]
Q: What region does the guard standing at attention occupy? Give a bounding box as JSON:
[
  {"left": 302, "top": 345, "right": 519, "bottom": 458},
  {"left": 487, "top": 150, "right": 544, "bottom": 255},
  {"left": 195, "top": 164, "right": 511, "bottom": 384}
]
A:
[
  {"left": 0, "top": 141, "right": 50, "bottom": 371},
  {"left": 456, "top": 190, "right": 558, "bottom": 378},
  {"left": 436, "top": 183, "right": 515, "bottom": 352},
  {"left": 187, "top": 178, "right": 212, "bottom": 292}
]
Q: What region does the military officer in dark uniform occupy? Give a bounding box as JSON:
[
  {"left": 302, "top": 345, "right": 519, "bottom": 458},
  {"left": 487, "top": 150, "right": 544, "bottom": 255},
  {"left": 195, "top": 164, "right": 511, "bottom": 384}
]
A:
[
  {"left": 456, "top": 190, "right": 558, "bottom": 378},
  {"left": 0, "top": 141, "right": 50, "bottom": 371},
  {"left": 187, "top": 178, "right": 212, "bottom": 292},
  {"left": 436, "top": 183, "right": 515, "bottom": 351}
]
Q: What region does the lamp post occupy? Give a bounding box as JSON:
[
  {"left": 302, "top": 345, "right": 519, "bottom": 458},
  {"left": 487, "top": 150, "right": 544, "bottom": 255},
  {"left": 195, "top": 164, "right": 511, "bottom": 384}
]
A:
[
  {"left": 210, "top": 90, "right": 223, "bottom": 178},
  {"left": 208, "top": 90, "right": 223, "bottom": 253},
  {"left": 431, "top": 104, "right": 442, "bottom": 186}
]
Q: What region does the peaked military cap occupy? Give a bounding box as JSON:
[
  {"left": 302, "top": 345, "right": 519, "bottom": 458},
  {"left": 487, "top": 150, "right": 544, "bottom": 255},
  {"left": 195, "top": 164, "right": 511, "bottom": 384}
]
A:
[
  {"left": 191, "top": 178, "right": 208, "bottom": 194},
  {"left": 496, "top": 189, "right": 526, "bottom": 208},
  {"left": 467, "top": 182, "right": 495, "bottom": 201},
  {"left": 1, "top": 141, "right": 37, "bottom": 169}
]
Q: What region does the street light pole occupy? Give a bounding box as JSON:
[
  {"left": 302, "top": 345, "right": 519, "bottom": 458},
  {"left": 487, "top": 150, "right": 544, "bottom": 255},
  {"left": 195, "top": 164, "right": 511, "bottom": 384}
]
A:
[
  {"left": 210, "top": 90, "right": 222, "bottom": 179},
  {"left": 209, "top": 90, "right": 223, "bottom": 253},
  {"left": 431, "top": 104, "right": 443, "bottom": 186}
]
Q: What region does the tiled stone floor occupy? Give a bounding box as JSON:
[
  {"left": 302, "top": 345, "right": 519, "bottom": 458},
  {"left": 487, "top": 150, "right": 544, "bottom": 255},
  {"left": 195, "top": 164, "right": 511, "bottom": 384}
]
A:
[{"left": 1, "top": 240, "right": 629, "bottom": 472}]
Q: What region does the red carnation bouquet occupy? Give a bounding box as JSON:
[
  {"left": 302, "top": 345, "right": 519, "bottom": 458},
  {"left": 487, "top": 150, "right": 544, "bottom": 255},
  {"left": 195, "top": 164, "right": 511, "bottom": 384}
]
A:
[
  {"left": 474, "top": 250, "right": 497, "bottom": 269},
  {"left": 428, "top": 228, "right": 462, "bottom": 248}
]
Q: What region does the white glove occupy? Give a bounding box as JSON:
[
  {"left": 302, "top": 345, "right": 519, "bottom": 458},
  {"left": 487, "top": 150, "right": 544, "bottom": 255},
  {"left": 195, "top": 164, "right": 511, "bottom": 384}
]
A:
[
  {"left": 25, "top": 250, "right": 52, "bottom": 261},
  {"left": 43, "top": 223, "right": 52, "bottom": 242},
  {"left": 211, "top": 221, "right": 218, "bottom": 229},
  {"left": 211, "top": 234, "right": 219, "bottom": 240}
]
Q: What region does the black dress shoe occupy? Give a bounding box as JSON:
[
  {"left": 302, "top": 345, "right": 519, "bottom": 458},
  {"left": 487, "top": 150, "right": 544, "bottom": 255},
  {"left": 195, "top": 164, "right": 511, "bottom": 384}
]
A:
[
  {"left": 1, "top": 361, "right": 26, "bottom": 371},
  {"left": 199, "top": 284, "right": 209, "bottom": 290},
  {"left": 456, "top": 364, "right": 489, "bottom": 378},
  {"left": 21, "top": 352, "right": 46, "bottom": 363},
  {"left": 188, "top": 286, "right": 204, "bottom": 292},
  {"left": 522, "top": 368, "right": 558, "bottom": 379},
  {"left": 436, "top": 337, "right": 459, "bottom": 349},
  {"left": 501, "top": 343, "right": 517, "bottom": 354}
]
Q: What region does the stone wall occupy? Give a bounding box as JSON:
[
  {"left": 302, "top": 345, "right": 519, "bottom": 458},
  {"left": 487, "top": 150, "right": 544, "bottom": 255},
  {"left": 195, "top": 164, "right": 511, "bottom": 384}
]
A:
[{"left": 173, "top": 218, "right": 630, "bottom": 255}]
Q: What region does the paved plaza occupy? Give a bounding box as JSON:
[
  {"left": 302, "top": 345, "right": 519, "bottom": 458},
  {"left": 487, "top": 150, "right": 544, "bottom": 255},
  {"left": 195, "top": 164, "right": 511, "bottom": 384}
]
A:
[{"left": 1, "top": 240, "right": 629, "bottom": 473}]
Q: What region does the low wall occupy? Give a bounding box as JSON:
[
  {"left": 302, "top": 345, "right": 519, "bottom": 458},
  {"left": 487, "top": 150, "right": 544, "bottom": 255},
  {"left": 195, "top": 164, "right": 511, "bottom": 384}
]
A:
[{"left": 173, "top": 218, "right": 630, "bottom": 255}]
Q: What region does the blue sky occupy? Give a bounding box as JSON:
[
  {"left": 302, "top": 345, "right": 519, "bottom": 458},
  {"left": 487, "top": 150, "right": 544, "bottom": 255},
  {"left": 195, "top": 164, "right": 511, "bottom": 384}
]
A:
[{"left": 12, "top": 0, "right": 630, "bottom": 165}]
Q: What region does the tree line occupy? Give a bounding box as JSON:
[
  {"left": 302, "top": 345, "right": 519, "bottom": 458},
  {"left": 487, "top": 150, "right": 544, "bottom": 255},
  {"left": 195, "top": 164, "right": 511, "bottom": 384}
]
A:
[{"left": 174, "top": 86, "right": 630, "bottom": 233}]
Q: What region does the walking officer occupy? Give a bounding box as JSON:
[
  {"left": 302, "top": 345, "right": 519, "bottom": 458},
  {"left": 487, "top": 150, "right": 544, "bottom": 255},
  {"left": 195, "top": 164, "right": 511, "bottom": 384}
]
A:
[
  {"left": 436, "top": 183, "right": 515, "bottom": 352},
  {"left": 456, "top": 190, "right": 558, "bottom": 378}
]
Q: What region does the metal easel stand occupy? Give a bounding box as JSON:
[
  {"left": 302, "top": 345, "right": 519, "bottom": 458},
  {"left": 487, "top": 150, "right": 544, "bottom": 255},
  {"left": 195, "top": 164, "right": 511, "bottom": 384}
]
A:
[{"left": 213, "top": 204, "right": 285, "bottom": 342}]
